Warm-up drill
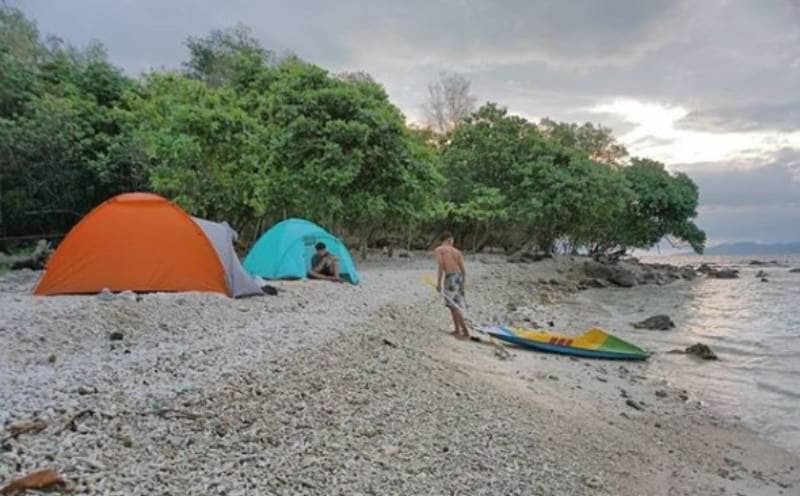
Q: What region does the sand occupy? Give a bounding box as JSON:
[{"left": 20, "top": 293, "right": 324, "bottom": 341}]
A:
[{"left": 1, "top": 255, "right": 798, "bottom": 495}]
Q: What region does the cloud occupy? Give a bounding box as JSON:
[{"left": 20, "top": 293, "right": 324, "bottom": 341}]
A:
[
  {"left": 589, "top": 98, "right": 800, "bottom": 166},
  {"left": 678, "top": 101, "right": 800, "bottom": 133}
]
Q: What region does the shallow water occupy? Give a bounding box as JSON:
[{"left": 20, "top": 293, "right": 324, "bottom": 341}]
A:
[{"left": 580, "top": 255, "right": 800, "bottom": 455}]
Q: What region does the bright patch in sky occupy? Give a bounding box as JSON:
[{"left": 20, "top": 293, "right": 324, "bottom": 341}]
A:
[{"left": 591, "top": 99, "right": 800, "bottom": 168}]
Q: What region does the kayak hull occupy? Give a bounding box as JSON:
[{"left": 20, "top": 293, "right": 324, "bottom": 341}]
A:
[{"left": 486, "top": 326, "right": 650, "bottom": 361}]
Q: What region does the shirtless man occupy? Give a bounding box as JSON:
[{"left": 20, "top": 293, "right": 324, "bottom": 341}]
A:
[
  {"left": 309, "top": 242, "right": 342, "bottom": 282},
  {"left": 434, "top": 232, "right": 469, "bottom": 339}
]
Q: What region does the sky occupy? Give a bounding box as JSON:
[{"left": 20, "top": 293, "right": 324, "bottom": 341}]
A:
[{"left": 10, "top": 0, "right": 800, "bottom": 245}]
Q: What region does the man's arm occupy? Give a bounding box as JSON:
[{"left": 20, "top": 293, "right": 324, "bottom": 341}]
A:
[
  {"left": 436, "top": 250, "right": 444, "bottom": 291},
  {"left": 458, "top": 253, "right": 466, "bottom": 289}
]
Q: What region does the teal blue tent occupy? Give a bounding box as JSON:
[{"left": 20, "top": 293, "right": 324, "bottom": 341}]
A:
[{"left": 244, "top": 218, "right": 360, "bottom": 284}]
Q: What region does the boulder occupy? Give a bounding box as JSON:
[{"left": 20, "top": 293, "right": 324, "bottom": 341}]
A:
[
  {"left": 760, "top": 278, "right": 769, "bottom": 283},
  {"left": 583, "top": 261, "right": 614, "bottom": 280},
  {"left": 632, "top": 315, "right": 675, "bottom": 331},
  {"left": 685, "top": 343, "right": 718, "bottom": 360},
  {"left": 608, "top": 266, "right": 637, "bottom": 287}
]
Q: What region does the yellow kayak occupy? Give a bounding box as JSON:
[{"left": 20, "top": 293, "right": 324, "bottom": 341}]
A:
[{"left": 485, "top": 326, "right": 650, "bottom": 360}]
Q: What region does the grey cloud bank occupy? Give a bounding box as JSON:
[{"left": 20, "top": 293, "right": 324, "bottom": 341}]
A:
[{"left": 11, "top": 0, "right": 800, "bottom": 245}]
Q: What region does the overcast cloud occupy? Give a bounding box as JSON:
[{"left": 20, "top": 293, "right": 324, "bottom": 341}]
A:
[{"left": 11, "top": 0, "right": 800, "bottom": 244}]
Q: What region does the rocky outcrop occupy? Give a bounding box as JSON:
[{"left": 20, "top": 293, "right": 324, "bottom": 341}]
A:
[
  {"left": 705, "top": 268, "right": 739, "bottom": 279},
  {"left": 582, "top": 261, "right": 637, "bottom": 287},
  {"left": 507, "top": 250, "right": 550, "bottom": 263},
  {"left": 632, "top": 315, "right": 675, "bottom": 331}
]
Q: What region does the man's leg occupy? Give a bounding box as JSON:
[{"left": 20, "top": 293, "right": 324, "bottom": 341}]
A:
[
  {"left": 331, "top": 259, "right": 342, "bottom": 282},
  {"left": 448, "top": 308, "right": 465, "bottom": 338}
]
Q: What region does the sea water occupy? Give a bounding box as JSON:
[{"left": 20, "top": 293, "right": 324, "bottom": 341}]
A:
[{"left": 582, "top": 255, "right": 800, "bottom": 455}]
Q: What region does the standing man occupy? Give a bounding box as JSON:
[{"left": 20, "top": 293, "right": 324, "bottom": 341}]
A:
[{"left": 435, "top": 232, "right": 469, "bottom": 339}]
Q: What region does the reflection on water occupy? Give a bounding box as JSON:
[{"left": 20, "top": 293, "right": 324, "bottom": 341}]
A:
[{"left": 577, "top": 255, "right": 800, "bottom": 455}]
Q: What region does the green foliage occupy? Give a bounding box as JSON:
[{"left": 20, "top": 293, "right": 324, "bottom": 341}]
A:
[
  {"left": 0, "top": 5, "right": 143, "bottom": 239},
  {"left": 613, "top": 158, "right": 706, "bottom": 253},
  {"left": 0, "top": 7, "right": 705, "bottom": 255}
]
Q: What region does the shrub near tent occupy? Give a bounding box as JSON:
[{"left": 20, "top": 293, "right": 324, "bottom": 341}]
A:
[
  {"left": 244, "top": 218, "right": 360, "bottom": 284},
  {"left": 34, "top": 193, "right": 262, "bottom": 297}
]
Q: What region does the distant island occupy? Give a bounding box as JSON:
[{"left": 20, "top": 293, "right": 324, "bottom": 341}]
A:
[{"left": 699, "top": 241, "right": 800, "bottom": 256}]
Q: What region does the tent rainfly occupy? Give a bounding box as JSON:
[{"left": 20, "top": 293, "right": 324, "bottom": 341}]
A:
[{"left": 34, "top": 193, "right": 262, "bottom": 297}]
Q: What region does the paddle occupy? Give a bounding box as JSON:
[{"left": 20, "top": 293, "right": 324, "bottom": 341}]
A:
[{"left": 421, "top": 274, "right": 511, "bottom": 358}]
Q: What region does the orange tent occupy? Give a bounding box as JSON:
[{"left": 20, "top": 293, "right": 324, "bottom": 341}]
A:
[{"left": 35, "top": 193, "right": 229, "bottom": 296}]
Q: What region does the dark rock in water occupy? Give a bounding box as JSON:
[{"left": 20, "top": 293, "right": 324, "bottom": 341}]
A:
[
  {"left": 632, "top": 315, "right": 675, "bottom": 331},
  {"left": 755, "top": 270, "right": 768, "bottom": 278},
  {"left": 681, "top": 267, "right": 698, "bottom": 280},
  {"left": 760, "top": 278, "right": 769, "bottom": 283},
  {"left": 109, "top": 331, "right": 124, "bottom": 341},
  {"left": 685, "top": 343, "right": 718, "bottom": 360},
  {"left": 706, "top": 268, "right": 739, "bottom": 279},
  {"left": 789, "top": 268, "right": 800, "bottom": 273}
]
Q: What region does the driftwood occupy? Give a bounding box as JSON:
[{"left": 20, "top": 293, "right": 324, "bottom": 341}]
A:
[
  {"left": 0, "top": 469, "right": 66, "bottom": 495},
  {"left": 54, "top": 409, "right": 95, "bottom": 435},
  {"left": 1, "top": 419, "right": 47, "bottom": 443},
  {"left": 0, "top": 240, "right": 51, "bottom": 270}
]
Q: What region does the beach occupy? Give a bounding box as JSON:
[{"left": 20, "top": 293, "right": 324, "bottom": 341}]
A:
[{"left": 1, "top": 256, "right": 798, "bottom": 495}]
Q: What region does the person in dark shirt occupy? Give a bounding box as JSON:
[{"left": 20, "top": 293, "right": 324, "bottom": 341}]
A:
[{"left": 309, "top": 242, "right": 342, "bottom": 282}]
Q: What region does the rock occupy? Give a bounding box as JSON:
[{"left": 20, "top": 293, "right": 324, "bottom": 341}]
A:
[
  {"left": 755, "top": 270, "right": 768, "bottom": 278},
  {"left": 507, "top": 250, "right": 549, "bottom": 263},
  {"left": 580, "top": 278, "right": 608, "bottom": 289},
  {"left": 395, "top": 249, "right": 411, "bottom": 259},
  {"left": 632, "top": 315, "right": 675, "bottom": 331},
  {"left": 760, "top": 278, "right": 769, "bottom": 283},
  {"left": 686, "top": 343, "right": 718, "bottom": 360},
  {"left": 789, "top": 268, "right": 800, "bottom": 273},
  {"left": 97, "top": 288, "right": 114, "bottom": 301},
  {"left": 118, "top": 290, "right": 137, "bottom": 301},
  {"left": 697, "top": 263, "right": 713, "bottom": 273},
  {"left": 109, "top": 331, "right": 124, "bottom": 341},
  {"left": 47, "top": 354, "right": 57, "bottom": 364},
  {"left": 625, "top": 399, "right": 644, "bottom": 410},
  {"left": 655, "top": 390, "right": 668, "bottom": 398},
  {"left": 706, "top": 268, "right": 739, "bottom": 279},
  {"left": 583, "top": 261, "right": 614, "bottom": 280},
  {"left": 681, "top": 267, "right": 698, "bottom": 280},
  {"left": 77, "top": 386, "right": 96, "bottom": 395},
  {"left": 608, "top": 266, "right": 637, "bottom": 287}
]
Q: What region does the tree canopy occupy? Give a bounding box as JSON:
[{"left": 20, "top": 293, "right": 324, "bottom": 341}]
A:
[{"left": 0, "top": 6, "right": 705, "bottom": 255}]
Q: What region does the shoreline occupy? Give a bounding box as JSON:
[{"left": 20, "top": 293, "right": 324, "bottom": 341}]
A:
[{"left": 1, "top": 256, "right": 798, "bottom": 494}]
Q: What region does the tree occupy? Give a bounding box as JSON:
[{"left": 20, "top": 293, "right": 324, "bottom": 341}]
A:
[
  {"left": 539, "top": 118, "right": 628, "bottom": 165},
  {"left": 422, "top": 72, "right": 477, "bottom": 134},
  {"left": 184, "top": 24, "right": 274, "bottom": 87},
  {"left": 613, "top": 158, "right": 706, "bottom": 253}
]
